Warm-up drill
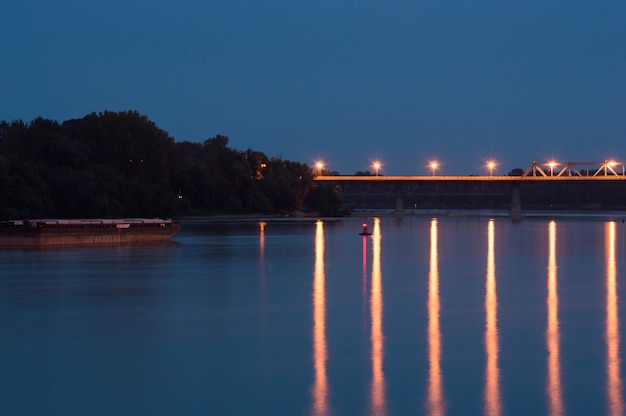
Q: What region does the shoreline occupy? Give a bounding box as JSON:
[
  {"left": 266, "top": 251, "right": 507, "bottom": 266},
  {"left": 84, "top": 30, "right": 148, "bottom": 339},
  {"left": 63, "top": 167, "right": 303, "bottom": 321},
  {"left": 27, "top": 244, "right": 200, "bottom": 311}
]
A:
[
  {"left": 177, "top": 208, "right": 626, "bottom": 225},
  {"left": 177, "top": 214, "right": 326, "bottom": 225}
]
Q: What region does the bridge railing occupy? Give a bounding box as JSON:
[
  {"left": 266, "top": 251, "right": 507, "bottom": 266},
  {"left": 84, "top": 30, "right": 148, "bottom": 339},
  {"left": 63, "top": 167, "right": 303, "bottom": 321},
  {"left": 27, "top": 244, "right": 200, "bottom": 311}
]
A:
[{"left": 522, "top": 161, "right": 626, "bottom": 177}]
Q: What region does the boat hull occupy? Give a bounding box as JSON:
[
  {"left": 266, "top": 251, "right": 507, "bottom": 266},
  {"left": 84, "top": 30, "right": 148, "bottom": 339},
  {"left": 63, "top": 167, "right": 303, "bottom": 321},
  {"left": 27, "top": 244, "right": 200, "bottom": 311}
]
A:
[{"left": 0, "top": 219, "right": 181, "bottom": 247}]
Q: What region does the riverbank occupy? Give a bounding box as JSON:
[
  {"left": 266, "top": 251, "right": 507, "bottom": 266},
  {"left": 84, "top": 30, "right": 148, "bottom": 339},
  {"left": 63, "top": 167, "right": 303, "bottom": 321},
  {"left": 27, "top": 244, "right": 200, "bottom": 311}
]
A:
[
  {"left": 177, "top": 208, "right": 626, "bottom": 225},
  {"left": 177, "top": 213, "right": 327, "bottom": 225}
]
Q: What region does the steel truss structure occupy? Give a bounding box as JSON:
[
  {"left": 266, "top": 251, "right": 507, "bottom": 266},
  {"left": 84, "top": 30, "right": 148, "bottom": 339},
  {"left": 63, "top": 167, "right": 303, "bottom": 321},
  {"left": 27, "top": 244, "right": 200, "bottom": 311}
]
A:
[{"left": 522, "top": 161, "right": 626, "bottom": 177}]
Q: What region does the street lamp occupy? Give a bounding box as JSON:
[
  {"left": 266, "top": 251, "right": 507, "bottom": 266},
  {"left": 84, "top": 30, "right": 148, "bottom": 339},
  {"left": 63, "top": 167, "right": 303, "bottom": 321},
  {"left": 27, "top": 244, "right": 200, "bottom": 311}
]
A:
[
  {"left": 607, "top": 160, "right": 618, "bottom": 176},
  {"left": 372, "top": 161, "right": 381, "bottom": 176},
  {"left": 430, "top": 161, "right": 439, "bottom": 176},
  {"left": 548, "top": 161, "right": 557, "bottom": 176},
  {"left": 487, "top": 161, "right": 496, "bottom": 176},
  {"left": 315, "top": 161, "right": 324, "bottom": 176}
]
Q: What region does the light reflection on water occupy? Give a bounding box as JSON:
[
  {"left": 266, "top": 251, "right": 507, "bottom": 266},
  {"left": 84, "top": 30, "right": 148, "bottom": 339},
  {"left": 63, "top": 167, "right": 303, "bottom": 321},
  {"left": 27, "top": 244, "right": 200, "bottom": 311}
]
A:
[
  {"left": 369, "top": 218, "right": 387, "bottom": 416},
  {"left": 311, "top": 220, "right": 329, "bottom": 415},
  {"left": 546, "top": 221, "right": 564, "bottom": 416},
  {"left": 484, "top": 219, "right": 501, "bottom": 416},
  {"left": 427, "top": 218, "right": 444, "bottom": 416},
  {"left": 2, "top": 217, "right": 626, "bottom": 415},
  {"left": 605, "top": 221, "right": 624, "bottom": 416}
]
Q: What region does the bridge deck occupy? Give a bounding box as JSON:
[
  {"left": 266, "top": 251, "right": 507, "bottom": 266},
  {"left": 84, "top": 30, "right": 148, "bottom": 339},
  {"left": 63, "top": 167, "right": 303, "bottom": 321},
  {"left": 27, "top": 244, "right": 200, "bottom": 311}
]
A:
[{"left": 315, "top": 175, "right": 626, "bottom": 181}]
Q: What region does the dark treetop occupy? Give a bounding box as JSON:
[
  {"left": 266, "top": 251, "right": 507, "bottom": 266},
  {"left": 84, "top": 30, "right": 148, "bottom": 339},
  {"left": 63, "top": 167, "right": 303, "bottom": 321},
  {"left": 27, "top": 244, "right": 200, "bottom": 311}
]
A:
[{"left": 0, "top": 110, "right": 341, "bottom": 220}]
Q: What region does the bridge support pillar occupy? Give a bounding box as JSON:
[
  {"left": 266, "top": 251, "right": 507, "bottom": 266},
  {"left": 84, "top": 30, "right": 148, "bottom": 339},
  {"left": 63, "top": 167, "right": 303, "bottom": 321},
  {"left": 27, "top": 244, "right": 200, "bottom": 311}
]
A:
[
  {"left": 510, "top": 185, "right": 523, "bottom": 222},
  {"left": 395, "top": 196, "right": 403, "bottom": 214}
]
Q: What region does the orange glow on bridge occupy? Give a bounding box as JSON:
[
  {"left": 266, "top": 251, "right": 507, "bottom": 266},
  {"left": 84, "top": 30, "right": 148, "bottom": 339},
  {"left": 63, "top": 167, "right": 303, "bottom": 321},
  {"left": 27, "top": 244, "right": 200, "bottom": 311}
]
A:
[{"left": 315, "top": 159, "right": 626, "bottom": 178}]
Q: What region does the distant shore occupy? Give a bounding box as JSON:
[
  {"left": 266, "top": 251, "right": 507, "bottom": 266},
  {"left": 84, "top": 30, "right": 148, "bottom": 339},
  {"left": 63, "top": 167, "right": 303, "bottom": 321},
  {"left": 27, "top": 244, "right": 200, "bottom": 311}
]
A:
[
  {"left": 177, "top": 213, "right": 323, "bottom": 225},
  {"left": 177, "top": 208, "right": 626, "bottom": 225}
]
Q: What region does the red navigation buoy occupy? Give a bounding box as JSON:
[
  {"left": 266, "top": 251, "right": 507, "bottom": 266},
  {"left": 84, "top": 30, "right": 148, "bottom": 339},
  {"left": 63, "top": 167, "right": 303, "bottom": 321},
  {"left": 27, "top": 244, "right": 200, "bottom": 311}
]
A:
[{"left": 359, "top": 222, "right": 372, "bottom": 236}]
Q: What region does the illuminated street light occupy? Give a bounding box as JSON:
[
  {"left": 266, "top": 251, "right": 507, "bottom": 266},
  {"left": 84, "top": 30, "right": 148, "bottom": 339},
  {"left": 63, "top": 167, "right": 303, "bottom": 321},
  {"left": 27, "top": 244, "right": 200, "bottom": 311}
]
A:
[
  {"left": 372, "top": 161, "right": 381, "bottom": 176},
  {"left": 487, "top": 161, "right": 496, "bottom": 176},
  {"left": 609, "top": 160, "right": 626, "bottom": 175},
  {"left": 606, "top": 160, "right": 618, "bottom": 176},
  {"left": 430, "top": 161, "right": 439, "bottom": 176},
  {"left": 315, "top": 161, "right": 324, "bottom": 176},
  {"left": 548, "top": 161, "right": 557, "bottom": 176}
]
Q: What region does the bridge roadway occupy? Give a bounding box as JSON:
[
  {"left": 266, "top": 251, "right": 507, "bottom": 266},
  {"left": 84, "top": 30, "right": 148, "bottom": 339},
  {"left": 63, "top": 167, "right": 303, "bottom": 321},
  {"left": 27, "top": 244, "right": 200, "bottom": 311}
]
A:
[{"left": 314, "top": 175, "right": 626, "bottom": 217}]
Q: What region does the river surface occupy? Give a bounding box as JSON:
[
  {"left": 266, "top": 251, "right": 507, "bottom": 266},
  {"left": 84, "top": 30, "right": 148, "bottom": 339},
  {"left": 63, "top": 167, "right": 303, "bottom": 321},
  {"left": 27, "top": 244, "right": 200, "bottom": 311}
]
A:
[{"left": 1, "top": 215, "right": 626, "bottom": 415}]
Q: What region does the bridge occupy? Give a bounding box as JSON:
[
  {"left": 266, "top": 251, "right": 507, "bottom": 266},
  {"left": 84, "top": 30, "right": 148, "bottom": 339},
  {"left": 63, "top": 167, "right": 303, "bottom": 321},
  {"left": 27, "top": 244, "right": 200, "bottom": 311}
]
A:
[{"left": 314, "top": 161, "right": 626, "bottom": 219}]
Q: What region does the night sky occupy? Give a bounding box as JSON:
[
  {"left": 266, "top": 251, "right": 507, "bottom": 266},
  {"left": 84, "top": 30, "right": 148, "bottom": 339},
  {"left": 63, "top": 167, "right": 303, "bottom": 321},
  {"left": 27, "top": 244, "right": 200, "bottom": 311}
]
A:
[{"left": 3, "top": 1, "right": 626, "bottom": 175}]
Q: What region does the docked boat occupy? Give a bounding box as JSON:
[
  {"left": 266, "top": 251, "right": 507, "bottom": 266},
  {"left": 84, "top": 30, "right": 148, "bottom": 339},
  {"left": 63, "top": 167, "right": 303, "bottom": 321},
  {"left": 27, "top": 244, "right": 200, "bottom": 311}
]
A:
[{"left": 0, "top": 218, "right": 181, "bottom": 247}]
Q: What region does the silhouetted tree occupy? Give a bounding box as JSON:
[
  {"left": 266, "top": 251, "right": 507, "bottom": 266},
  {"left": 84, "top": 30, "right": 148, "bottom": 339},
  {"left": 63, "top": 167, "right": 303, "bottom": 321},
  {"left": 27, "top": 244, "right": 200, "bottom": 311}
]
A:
[
  {"left": 305, "top": 183, "right": 342, "bottom": 216},
  {"left": 0, "top": 111, "right": 322, "bottom": 219}
]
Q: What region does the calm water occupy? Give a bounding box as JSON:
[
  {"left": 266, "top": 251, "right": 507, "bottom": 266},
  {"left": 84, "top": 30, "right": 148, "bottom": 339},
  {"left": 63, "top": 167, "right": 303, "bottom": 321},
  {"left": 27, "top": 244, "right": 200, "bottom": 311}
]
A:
[{"left": 1, "top": 215, "right": 626, "bottom": 415}]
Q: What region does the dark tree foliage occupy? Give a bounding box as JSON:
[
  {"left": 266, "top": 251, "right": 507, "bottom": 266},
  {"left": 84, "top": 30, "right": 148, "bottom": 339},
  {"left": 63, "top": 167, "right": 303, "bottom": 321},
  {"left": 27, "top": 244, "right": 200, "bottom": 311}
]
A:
[
  {"left": 305, "top": 183, "right": 343, "bottom": 216},
  {"left": 0, "top": 110, "right": 332, "bottom": 219}
]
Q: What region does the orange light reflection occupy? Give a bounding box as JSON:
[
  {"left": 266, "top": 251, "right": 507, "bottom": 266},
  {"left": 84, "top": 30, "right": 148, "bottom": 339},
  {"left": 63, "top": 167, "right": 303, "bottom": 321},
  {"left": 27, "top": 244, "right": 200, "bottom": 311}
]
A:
[
  {"left": 361, "top": 232, "right": 368, "bottom": 341},
  {"left": 484, "top": 219, "right": 502, "bottom": 416},
  {"left": 259, "top": 221, "right": 267, "bottom": 337},
  {"left": 259, "top": 221, "right": 266, "bottom": 258},
  {"left": 606, "top": 221, "right": 624, "bottom": 416},
  {"left": 363, "top": 233, "right": 368, "bottom": 296},
  {"left": 546, "top": 221, "right": 564, "bottom": 416},
  {"left": 427, "top": 218, "right": 445, "bottom": 416},
  {"left": 370, "top": 218, "right": 387, "bottom": 415},
  {"left": 311, "top": 220, "right": 329, "bottom": 415}
]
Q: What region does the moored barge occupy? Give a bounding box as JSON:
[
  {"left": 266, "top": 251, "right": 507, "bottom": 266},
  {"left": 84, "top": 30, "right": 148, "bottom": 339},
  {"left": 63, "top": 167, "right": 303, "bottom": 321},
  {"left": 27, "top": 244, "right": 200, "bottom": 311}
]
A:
[{"left": 0, "top": 218, "right": 181, "bottom": 247}]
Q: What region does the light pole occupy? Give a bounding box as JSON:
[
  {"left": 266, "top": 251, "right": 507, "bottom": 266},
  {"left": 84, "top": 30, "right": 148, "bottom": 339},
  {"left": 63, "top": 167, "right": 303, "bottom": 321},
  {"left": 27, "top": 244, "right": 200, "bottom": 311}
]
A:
[
  {"left": 373, "top": 161, "right": 381, "bottom": 176},
  {"left": 430, "top": 161, "right": 438, "bottom": 176},
  {"left": 315, "top": 161, "right": 324, "bottom": 176},
  {"left": 607, "top": 160, "right": 617, "bottom": 176},
  {"left": 548, "top": 161, "right": 556, "bottom": 176},
  {"left": 487, "top": 161, "right": 496, "bottom": 176}
]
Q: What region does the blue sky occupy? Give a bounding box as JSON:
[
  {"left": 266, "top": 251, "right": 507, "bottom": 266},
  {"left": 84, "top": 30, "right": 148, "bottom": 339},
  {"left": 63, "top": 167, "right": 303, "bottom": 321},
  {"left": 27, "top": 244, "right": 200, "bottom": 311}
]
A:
[{"left": 2, "top": 1, "right": 626, "bottom": 175}]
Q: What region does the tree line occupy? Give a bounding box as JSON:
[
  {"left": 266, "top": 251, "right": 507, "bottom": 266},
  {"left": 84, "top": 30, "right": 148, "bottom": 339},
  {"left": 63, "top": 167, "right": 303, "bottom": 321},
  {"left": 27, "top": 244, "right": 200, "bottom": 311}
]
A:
[{"left": 0, "top": 110, "right": 342, "bottom": 219}]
